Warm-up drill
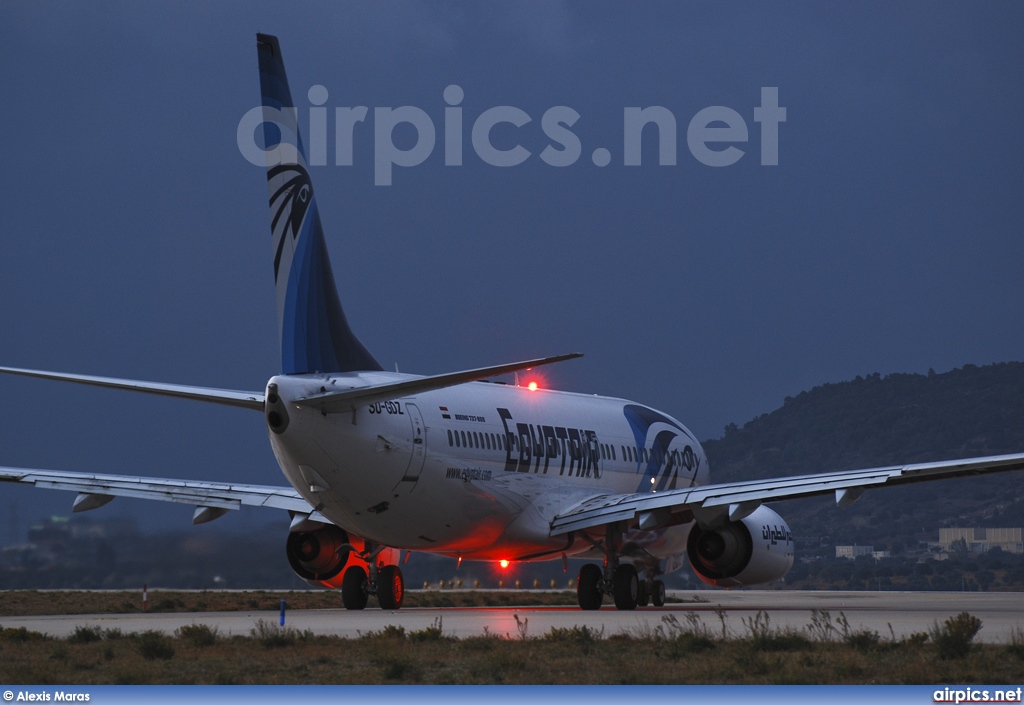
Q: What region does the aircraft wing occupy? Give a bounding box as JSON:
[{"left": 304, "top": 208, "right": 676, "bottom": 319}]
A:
[
  {"left": 0, "top": 466, "right": 325, "bottom": 525},
  {"left": 549, "top": 451, "right": 1024, "bottom": 535},
  {"left": 0, "top": 366, "right": 265, "bottom": 411}
]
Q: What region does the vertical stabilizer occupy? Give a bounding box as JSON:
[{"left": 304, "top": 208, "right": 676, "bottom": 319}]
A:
[{"left": 256, "top": 34, "right": 382, "bottom": 375}]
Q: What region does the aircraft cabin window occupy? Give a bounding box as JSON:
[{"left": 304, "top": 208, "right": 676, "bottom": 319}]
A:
[
  {"left": 461, "top": 431, "right": 467, "bottom": 448},
  {"left": 611, "top": 445, "right": 616, "bottom": 461},
  {"left": 447, "top": 429, "right": 453, "bottom": 446},
  {"left": 485, "top": 434, "right": 492, "bottom": 450}
]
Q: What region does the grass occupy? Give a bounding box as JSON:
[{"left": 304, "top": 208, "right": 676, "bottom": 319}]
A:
[
  {"left": 1, "top": 607, "right": 1023, "bottom": 684},
  {"left": 0, "top": 589, "right": 702, "bottom": 617}
]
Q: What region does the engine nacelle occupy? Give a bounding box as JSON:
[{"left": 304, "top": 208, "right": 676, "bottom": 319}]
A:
[
  {"left": 286, "top": 525, "right": 353, "bottom": 587},
  {"left": 686, "top": 505, "right": 794, "bottom": 588}
]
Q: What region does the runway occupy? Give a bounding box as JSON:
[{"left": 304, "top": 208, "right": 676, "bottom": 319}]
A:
[{"left": 3, "top": 591, "right": 1022, "bottom": 643}]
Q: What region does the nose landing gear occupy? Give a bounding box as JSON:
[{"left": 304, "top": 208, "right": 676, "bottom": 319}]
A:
[{"left": 339, "top": 541, "right": 405, "bottom": 610}]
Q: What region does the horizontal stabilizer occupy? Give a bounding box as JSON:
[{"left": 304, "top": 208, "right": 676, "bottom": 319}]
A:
[
  {"left": 0, "top": 366, "right": 265, "bottom": 411},
  {"left": 295, "top": 352, "right": 584, "bottom": 413}
]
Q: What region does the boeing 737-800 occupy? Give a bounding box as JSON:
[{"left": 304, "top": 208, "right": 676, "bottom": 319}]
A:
[{"left": 3, "top": 34, "right": 1023, "bottom": 611}]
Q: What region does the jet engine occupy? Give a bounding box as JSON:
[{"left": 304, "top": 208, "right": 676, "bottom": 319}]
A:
[
  {"left": 286, "top": 525, "right": 352, "bottom": 587},
  {"left": 686, "top": 505, "right": 794, "bottom": 588}
]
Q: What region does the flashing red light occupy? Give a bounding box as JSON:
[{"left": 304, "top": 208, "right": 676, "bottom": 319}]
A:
[
  {"left": 527, "top": 381, "right": 538, "bottom": 391},
  {"left": 499, "top": 559, "right": 510, "bottom": 569}
]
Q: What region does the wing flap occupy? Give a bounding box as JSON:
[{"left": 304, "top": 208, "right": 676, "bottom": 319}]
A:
[
  {"left": 0, "top": 465, "right": 316, "bottom": 518},
  {"left": 550, "top": 452, "right": 1024, "bottom": 535}
]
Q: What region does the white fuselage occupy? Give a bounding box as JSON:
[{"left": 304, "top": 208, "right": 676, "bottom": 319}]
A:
[{"left": 267, "top": 373, "right": 710, "bottom": 565}]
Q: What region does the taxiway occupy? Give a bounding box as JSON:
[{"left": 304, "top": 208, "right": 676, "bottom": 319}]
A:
[{"left": 2, "top": 591, "right": 1022, "bottom": 643}]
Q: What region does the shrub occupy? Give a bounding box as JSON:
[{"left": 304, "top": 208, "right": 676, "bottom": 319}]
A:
[
  {"left": 175, "top": 624, "right": 220, "bottom": 647},
  {"left": 136, "top": 630, "right": 175, "bottom": 660},
  {"left": 544, "top": 625, "right": 604, "bottom": 644},
  {"left": 905, "top": 631, "right": 930, "bottom": 646},
  {"left": 0, "top": 626, "right": 47, "bottom": 642},
  {"left": 930, "top": 612, "right": 982, "bottom": 659},
  {"left": 361, "top": 625, "right": 407, "bottom": 640},
  {"left": 844, "top": 629, "right": 882, "bottom": 653},
  {"left": 1009, "top": 626, "right": 1024, "bottom": 660},
  {"left": 410, "top": 618, "right": 447, "bottom": 642},
  {"left": 806, "top": 610, "right": 837, "bottom": 642},
  {"left": 67, "top": 626, "right": 104, "bottom": 644},
  {"left": 250, "top": 619, "right": 311, "bottom": 648}
]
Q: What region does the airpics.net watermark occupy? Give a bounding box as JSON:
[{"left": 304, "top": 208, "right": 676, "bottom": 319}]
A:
[{"left": 237, "top": 86, "right": 786, "bottom": 186}]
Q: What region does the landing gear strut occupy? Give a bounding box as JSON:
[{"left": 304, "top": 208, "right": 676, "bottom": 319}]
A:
[
  {"left": 340, "top": 541, "right": 405, "bottom": 610},
  {"left": 575, "top": 524, "right": 666, "bottom": 611},
  {"left": 576, "top": 524, "right": 638, "bottom": 611},
  {"left": 612, "top": 563, "right": 639, "bottom": 610}
]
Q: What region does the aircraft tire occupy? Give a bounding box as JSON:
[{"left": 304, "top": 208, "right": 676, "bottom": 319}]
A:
[
  {"left": 612, "top": 564, "right": 638, "bottom": 610},
  {"left": 651, "top": 579, "right": 666, "bottom": 607},
  {"left": 341, "top": 566, "right": 369, "bottom": 610},
  {"left": 377, "top": 565, "right": 405, "bottom": 610},
  {"left": 577, "top": 563, "right": 603, "bottom": 610},
  {"left": 636, "top": 580, "right": 650, "bottom": 607}
]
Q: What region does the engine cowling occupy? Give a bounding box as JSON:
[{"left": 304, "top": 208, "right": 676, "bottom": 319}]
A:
[
  {"left": 686, "top": 505, "right": 794, "bottom": 588},
  {"left": 286, "top": 525, "right": 352, "bottom": 587}
]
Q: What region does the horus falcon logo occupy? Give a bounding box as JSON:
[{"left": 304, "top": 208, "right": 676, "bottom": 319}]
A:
[{"left": 268, "top": 162, "right": 314, "bottom": 282}]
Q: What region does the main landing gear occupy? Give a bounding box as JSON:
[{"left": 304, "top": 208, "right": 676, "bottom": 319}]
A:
[
  {"left": 340, "top": 542, "right": 405, "bottom": 610},
  {"left": 576, "top": 525, "right": 666, "bottom": 610}
]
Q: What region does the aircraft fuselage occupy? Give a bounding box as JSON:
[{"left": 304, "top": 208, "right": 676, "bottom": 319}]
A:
[{"left": 267, "top": 373, "right": 709, "bottom": 564}]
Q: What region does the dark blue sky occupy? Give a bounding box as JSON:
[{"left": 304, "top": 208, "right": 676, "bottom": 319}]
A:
[{"left": 2, "top": 2, "right": 1022, "bottom": 533}]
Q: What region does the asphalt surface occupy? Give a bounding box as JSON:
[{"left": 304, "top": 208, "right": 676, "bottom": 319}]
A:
[{"left": 2, "top": 590, "right": 1021, "bottom": 643}]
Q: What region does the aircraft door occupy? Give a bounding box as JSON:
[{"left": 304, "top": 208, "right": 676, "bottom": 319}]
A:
[{"left": 396, "top": 402, "right": 427, "bottom": 490}]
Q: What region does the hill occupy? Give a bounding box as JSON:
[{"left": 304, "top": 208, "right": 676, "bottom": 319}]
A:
[{"left": 701, "top": 362, "right": 1024, "bottom": 551}]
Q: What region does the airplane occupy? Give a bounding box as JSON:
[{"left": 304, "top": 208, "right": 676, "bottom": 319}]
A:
[{"left": 3, "top": 33, "right": 1024, "bottom": 611}]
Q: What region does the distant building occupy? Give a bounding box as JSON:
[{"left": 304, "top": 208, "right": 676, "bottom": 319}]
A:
[
  {"left": 939, "top": 528, "right": 1023, "bottom": 554},
  {"left": 871, "top": 550, "right": 891, "bottom": 560},
  {"left": 836, "top": 545, "right": 874, "bottom": 559}
]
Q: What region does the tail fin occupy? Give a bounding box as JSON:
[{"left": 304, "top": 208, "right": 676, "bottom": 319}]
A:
[{"left": 256, "top": 34, "right": 382, "bottom": 375}]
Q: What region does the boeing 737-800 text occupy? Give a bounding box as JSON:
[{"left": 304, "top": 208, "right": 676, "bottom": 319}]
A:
[{"left": 3, "top": 34, "right": 1023, "bottom": 611}]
